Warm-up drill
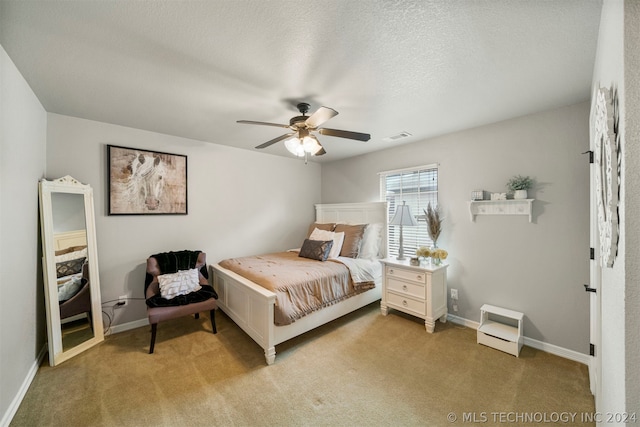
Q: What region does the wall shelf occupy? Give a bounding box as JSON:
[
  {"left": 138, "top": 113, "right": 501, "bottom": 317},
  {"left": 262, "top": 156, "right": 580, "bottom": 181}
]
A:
[{"left": 468, "top": 199, "right": 534, "bottom": 222}]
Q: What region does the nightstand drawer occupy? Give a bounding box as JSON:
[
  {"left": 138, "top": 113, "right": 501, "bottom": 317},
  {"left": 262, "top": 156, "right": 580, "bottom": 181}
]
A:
[
  {"left": 385, "top": 266, "right": 426, "bottom": 284},
  {"left": 387, "top": 277, "right": 425, "bottom": 299},
  {"left": 387, "top": 292, "right": 426, "bottom": 316}
]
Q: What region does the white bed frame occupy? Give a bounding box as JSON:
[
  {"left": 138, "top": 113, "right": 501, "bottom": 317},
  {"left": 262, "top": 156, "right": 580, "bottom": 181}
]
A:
[
  {"left": 212, "top": 202, "right": 388, "bottom": 365},
  {"left": 54, "top": 229, "right": 87, "bottom": 251}
]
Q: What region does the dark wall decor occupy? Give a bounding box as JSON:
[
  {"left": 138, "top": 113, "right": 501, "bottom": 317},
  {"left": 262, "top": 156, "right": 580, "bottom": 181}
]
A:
[{"left": 107, "top": 145, "right": 187, "bottom": 215}]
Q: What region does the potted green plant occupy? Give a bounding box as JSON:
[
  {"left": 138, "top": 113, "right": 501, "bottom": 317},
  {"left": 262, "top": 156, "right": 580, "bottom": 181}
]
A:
[{"left": 506, "top": 175, "right": 533, "bottom": 199}]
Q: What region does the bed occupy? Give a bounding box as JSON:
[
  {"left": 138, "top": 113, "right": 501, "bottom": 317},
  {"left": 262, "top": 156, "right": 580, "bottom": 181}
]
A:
[
  {"left": 212, "top": 202, "right": 387, "bottom": 364},
  {"left": 53, "top": 230, "right": 91, "bottom": 321}
]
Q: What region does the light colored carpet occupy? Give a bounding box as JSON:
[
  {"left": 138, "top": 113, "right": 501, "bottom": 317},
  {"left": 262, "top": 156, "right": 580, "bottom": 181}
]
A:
[{"left": 11, "top": 302, "right": 594, "bottom": 426}]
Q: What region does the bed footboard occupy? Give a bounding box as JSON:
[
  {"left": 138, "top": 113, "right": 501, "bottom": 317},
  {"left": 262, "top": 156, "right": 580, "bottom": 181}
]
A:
[
  {"left": 212, "top": 263, "right": 277, "bottom": 364},
  {"left": 212, "top": 263, "right": 382, "bottom": 365}
]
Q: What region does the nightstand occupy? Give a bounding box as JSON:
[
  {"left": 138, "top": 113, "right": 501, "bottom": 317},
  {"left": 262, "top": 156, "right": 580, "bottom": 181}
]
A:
[{"left": 380, "top": 258, "right": 448, "bottom": 333}]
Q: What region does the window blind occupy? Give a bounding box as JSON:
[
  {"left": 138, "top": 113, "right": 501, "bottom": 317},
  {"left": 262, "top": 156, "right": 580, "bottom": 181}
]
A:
[{"left": 380, "top": 164, "right": 439, "bottom": 258}]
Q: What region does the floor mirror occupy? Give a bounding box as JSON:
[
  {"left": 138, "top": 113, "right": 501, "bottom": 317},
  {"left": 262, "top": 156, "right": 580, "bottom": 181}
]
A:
[{"left": 39, "top": 175, "right": 104, "bottom": 366}]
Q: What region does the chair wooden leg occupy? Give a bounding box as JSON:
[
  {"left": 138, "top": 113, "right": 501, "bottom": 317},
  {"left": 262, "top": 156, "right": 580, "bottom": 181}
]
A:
[
  {"left": 210, "top": 309, "right": 217, "bottom": 334},
  {"left": 149, "top": 323, "right": 157, "bottom": 354}
]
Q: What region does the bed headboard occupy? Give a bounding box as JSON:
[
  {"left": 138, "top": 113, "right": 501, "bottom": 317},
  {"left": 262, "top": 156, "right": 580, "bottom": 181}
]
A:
[
  {"left": 315, "top": 202, "right": 388, "bottom": 258},
  {"left": 53, "top": 229, "right": 87, "bottom": 251}
]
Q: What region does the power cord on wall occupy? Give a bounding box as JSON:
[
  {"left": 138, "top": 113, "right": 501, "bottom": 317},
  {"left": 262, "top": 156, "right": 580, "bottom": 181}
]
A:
[
  {"left": 101, "top": 297, "right": 145, "bottom": 306},
  {"left": 101, "top": 297, "right": 145, "bottom": 335}
]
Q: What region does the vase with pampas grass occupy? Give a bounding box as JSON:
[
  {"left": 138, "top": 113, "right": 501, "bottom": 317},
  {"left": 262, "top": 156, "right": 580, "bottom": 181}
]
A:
[{"left": 424, "top": 202, "right": 443, "bottom": 248}]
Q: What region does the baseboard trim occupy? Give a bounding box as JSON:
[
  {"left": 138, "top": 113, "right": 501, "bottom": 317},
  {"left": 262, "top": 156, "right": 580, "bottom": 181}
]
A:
[
  {"left": 447, "top": 313, "right": 480, "bottom": 329},
  {"left": 106, "top": 318, "right": 149, "bottom": 335},
  {"left": 1, "top": 345, "right": 47, "bottom": 427},
  {"left": 446, "top": 313, "right": 589, "bottom": 365},
  {"left": 523, "top": 336, "right": 591, "bottom": 365}
]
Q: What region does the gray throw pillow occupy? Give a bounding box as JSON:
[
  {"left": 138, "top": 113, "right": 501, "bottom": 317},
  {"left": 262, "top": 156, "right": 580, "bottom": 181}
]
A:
[
  {"left": 299, "top": 239, "right": 334, "bottom": 262},
  {"left": 56, "top": 257, "right": 86, "bottom": 278}
]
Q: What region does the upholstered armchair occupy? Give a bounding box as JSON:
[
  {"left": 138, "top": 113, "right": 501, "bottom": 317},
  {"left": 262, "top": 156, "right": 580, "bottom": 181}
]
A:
[
  {"left": 59, "top": 262, "right": 92, "bottom": 323},
  {"left": 144, "top": 250, "right": 218, "bottom": 353}
]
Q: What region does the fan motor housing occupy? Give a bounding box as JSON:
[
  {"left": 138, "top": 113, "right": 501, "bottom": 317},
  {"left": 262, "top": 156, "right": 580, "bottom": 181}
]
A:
[{"left": 289, "top": 116, "right": 308, "bottom": 127}]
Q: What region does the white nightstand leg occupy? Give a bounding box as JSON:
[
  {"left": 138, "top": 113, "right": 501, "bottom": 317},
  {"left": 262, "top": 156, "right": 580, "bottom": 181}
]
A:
[
  {"left": 425, "top": 319, "right": 435, "bottom": 333},
  {"left": 439, "top": 314, "right": 447, "bottom": 323},
  {"left": 380, "top": 302, "right": 388, "bottom": 316},
  {"left": 265, "top": 347, "right": 276, "bottom": 365}
]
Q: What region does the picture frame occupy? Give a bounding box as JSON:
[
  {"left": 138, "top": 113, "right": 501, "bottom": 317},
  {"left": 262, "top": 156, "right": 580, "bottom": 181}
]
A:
[{"left": 107, "top": 144, "right": 187, "bottom": 215}]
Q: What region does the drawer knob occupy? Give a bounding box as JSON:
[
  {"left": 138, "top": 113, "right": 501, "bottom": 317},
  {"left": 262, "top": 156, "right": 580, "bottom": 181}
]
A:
[
  {"left": 389, "top": 269, "right": 394, "bottom": 274},
  {"left": 417, "top": 275, "right": 422, "bottom": 280},
  {"left": 402, "top": 300, "right": 408, "bottom": 307},
  {"left": 402, "top": 285, "right": 408, "bottom": 291}
]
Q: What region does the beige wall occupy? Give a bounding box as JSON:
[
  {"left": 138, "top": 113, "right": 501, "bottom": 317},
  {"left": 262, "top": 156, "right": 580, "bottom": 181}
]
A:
[
  {"left": 321, "top": 102, "right": 591, "bottom": 354},
  {"left": 0, "top": 44, "right": 47, "bottom": 425},
  {"left": 46, "top": 113, "right": 322, "bottom": 327}
]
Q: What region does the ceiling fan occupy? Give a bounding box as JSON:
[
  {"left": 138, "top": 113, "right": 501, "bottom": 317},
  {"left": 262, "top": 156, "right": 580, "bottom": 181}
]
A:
[{"left": 237, "top": 102, "right": 371, "bottom": 159}]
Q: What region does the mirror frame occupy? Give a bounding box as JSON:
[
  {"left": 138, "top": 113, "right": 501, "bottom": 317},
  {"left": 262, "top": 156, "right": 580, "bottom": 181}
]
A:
[{"left": 39, "top": 175, "right": 104, "bottom": 366}]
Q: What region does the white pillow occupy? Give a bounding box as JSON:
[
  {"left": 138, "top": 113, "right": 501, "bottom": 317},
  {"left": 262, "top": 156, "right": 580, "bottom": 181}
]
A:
[
  {"left": 358, "top": 223, "right": 383, "bottom": 259},
  {"left": 57, "top": 275, "right": 84, "bottom": 301},
  {"left": 158, "top": 268, "right": 202, "bottom": 300},
  {"left": 328, "top": 232, "right": 345, "bottom": 258},
  {"left": 309, "top": 228, "right": 345, "bottom": 259}
]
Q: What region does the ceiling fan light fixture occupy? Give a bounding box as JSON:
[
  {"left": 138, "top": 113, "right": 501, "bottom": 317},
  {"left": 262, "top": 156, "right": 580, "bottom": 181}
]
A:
[
  {"left": 285, "top": 134, "right": 323, "bottom": 157},
  {"left": 284, "top": 136, "right": 305, "bottom": 157},
  {"left": 303, "top": 135, "right": 323, "bottom": 155}
]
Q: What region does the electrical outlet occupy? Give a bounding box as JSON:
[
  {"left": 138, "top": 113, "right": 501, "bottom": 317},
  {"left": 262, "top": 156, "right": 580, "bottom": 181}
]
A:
[
  {"left": 450, "top": 289, "right": 458, "bottom": 300},
  {"left": 117, "top": 295, "right": 128, "bottom": 308},
  {"left": 452, "top": 302, "right": 459, "bottom": 312}
]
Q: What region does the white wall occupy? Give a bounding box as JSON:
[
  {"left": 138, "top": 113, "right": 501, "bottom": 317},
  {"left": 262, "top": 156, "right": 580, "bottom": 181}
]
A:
[
  {"left": 591, "top": 0, "right": 640, "bottom": 419},
  {"left": 0, "top": 45, "right": 47, "bottom": 425},
  {"left": 623, "top": 0, "right": 640, "bottom": 416},
  {"left": 321, "top": 102, "right": 591, "bottom": 354},
  {"left": 591, "top": 0, "right": 625, "bottom": 415},
  {"left": 46, "top": 114, "right": 321, "bottom": 326}
]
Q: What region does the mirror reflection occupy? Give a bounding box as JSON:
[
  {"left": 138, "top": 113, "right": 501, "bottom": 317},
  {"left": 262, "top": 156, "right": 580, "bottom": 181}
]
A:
[{"left": 51, "top": 193, "right": 94, "bottom": 350}]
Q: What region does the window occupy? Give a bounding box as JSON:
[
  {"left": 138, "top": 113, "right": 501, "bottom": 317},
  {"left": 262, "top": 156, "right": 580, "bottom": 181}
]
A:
[{"left": 380, "top": 164, "right": 439, "bottom": 258}]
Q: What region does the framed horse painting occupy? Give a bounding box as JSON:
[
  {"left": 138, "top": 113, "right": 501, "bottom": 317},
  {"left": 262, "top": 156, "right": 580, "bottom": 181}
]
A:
[{"left": 107, "top": 145, "right": 187, "bottom": 215}]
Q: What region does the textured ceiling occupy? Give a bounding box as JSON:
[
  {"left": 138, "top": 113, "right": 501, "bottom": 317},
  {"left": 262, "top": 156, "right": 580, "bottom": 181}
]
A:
[{"left": 0, "top": 0, "right": 602, "bottom": 162}]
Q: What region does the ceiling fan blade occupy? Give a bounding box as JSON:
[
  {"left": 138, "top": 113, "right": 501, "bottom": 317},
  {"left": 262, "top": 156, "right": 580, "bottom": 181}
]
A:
[
  {"left": 255, "top": 133, "right": 294, "bottom": 149},
  {"left": 315, "top": 147, "right": 327, "bottom": 156},
  {"left": 305, "top": 106, "right": 338, "bottom": 129},
  {"left": 318, "top": 128, "right": 371, "bottom": 141},
  {"left": 237, "top": 120, "right": 290, "bottom": 129}
]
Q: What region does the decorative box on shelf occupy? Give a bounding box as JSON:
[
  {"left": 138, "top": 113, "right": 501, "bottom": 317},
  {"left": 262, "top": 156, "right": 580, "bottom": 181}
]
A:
[
  {"left": 471, "top": 189, "right": 485, "bottom": 201},
  {"left": 468, "top": 199, "right": 534, "bottom": 222}
]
